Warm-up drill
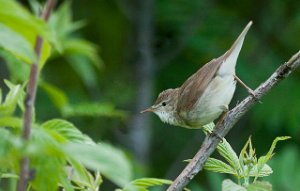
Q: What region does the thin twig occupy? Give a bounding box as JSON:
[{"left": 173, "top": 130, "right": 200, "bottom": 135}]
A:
[
  {"left": 166, "top": 50, "right": 300, "bottom": 191},
  {"left": 16, "top": 1, "right": 57, "bottom": 191}
]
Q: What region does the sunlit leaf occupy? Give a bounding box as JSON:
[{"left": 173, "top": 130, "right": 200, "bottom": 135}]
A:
[
  {"left": 204, "top": 158, "right": 237, "bottom": 175},
  {"left": 0, "top": 0, "right": 59, "bottom": 63},
  {"left": 0, "top": 117, "right": 22, "bottom": 128},
  {"left": 222, "top": 179, "right": 246, "bottom": 191},
  {"left": 41, "top": 119, "right": 94, "bottom": 144},
  {"left": 64, "top": 142, "right": 132, "bottom": 187},
  {"left": 0, "top": 173, "right": 18, "bottom": 179},
  {"left": 0, "top": 23, "right": 36, "bottom": 64},
  {"left": 0, "top": 0, "right": 51, "bottom": 42},
  {"left": 0, "top": 80, "right": 24, "bottom": 116}
]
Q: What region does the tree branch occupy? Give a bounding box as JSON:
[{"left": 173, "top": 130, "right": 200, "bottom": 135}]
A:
[
  {"left": 17, "top": 1, "right": 56, "bottom": 191},
  {"left": 166, "top": 50, "right": 300, "bottom": 191}
]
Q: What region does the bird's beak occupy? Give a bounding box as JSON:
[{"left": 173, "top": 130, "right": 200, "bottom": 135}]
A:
[{"left": 140, "top": 107, "right": 154, "bottom": 113}]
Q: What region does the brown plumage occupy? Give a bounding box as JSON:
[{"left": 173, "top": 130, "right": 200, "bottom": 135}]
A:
[{"left": 141, "top": 21, "right": 252, "bottom": 129}]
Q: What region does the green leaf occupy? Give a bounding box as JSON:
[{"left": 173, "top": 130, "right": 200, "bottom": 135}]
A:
[
  {"left": 217, "top": 139, "right": 240, "bottom": 171},
  {"left": 0, "top": 80, "right": 24, "bottom": 116},
  {"left": 249, "top": 164, "right": 273, "bottom": 177},
  {"left": 222, "top": 179, "right": 246, "bottom": 191},
  {"left": 0, "top": 49, "right": 30, "bottom": 82},
  {"left": 40, "top": 82, "right": 68, "bottom": 110},
  {"left": 247, "top": 181, "right": 272, "bottom": 191},
  {"left": 41, "top": 119, "right": 93, "bottom": 144},
  {"left": 66, "top": 55, "right": 99, "bottom": 89},
  {"left": 0, "top": 173, "right": 18, "bottom": 179},
  {"left": 62, "top": 102, "right": 127, "bottom": 118},
  {"left": 204, "top": 158, "right": 237, "bottom": 175},
  {"left": 30, "top": 128, "right": 71, "bottom": 191},
  {"left": 0, "top": 0, "right": 51, "bottom": 41},
  {"left": 0, "top": 0, "right": 59, "bottom": 63},
  {"left": 119, "top": 178, "right": 172, "bottom": 191},
  {"left": 256, "top": 136, "right": 290, "bottom": 178},
  {"left": 202, "top": 123, "right": 240, "bottom": 171},
  {"left": 63, "top": 39, "right": 103, "bottom": 68},
  {"left": 0, "top": 117, "right": 22, "bottom": 128},
  {"left": 49, "top": 1, "right": 85, "bottom": 40},
  {"left": 64, "top": 142, "right": 132, "bottom": 187},
  {"left": 0, "top": 23, "right": 36, "bottom": 63}
]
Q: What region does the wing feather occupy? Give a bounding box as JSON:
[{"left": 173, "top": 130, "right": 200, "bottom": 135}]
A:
[{"left": 177, "top": 58, "right": 222, "bottom": 112}]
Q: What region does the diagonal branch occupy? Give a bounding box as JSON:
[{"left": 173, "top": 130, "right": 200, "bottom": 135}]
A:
[
  {"left": 17, "top": 1, "right": 57, "bottom": 191},
  {"left": 166, "top": 50, "right": 300, "bottom": 191}
]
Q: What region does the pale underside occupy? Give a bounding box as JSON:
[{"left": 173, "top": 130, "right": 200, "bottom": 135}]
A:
[{"left": 178, "top": 74, "right": 236, "bottom": 128}]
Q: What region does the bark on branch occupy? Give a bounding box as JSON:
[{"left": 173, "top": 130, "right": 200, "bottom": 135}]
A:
[
  {"left": 166, "top": 50, "right": 300, "bottom": 191},
  {"left": 17, "top": 1, "right": 56, "bottom": 191}
]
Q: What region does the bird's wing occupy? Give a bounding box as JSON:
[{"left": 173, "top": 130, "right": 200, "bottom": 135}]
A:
[
  {"left": 177, "top": 21, "right": 252, "bottom": 114},
  {"left": 176, "top": 58, "right": 222, "bottom": 113}
]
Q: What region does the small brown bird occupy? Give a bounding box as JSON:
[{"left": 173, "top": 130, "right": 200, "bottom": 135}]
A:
[{"left": 141, "top": 21, "right": 253, "bottom": 129}]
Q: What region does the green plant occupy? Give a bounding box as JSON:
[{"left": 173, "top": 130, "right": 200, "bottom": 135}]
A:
[
  {"left": 202, "top": 123, "right": 290, "bottom": 191},
  {"left": 0, "top": 1, "right": 172, "bottom": 191}
]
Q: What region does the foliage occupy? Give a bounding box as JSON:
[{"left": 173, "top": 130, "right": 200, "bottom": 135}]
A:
[
  {"left": 0, "top": 1, "right": 172, "bottom": 191},
  {"left": 202, "top": 123, "right": 290, "bottom": 191},
  {"left": 1, "top": 0, "right": 299, "bottom": 190}
]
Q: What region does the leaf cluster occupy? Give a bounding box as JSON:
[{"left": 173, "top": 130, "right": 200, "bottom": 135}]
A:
[{"left": 202, "top": 123, "right": 290, "bottom": 191}]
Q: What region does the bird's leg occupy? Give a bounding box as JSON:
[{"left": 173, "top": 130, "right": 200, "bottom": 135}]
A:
[
  {"left": 234, "top": 74, "right": 257, "bottom": 98},
  {"left": 210, "top": 105, "right": 229, "bottom": 141}
]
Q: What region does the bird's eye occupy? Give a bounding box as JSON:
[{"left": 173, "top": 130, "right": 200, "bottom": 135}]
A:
[{"left": 162, "top": 102, "right": 166, "bottom": 106}]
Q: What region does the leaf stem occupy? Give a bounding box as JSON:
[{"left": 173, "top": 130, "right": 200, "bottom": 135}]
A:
[{"left": 16, "top": 1, "right": 56, "bottom": 191}]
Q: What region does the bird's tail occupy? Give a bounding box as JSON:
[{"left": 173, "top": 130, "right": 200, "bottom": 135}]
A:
[{"left": 218, "top": 21, "right": 252, "bottom": 75}]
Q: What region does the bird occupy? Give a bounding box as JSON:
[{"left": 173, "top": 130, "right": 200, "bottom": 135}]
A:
[{"left": 141, "top": 21, "right": 253, "bottom": 129}]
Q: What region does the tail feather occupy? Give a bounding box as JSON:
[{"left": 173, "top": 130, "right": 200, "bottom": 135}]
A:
[{"left": 218, "top": 21, "right": 252, "bottom": 75}]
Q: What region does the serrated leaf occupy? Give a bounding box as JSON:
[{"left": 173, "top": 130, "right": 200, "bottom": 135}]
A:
[
  {"left": 120, "top": 178, "right": 172, "bottom": 191},
  {"left": 64, "top": 142, "right": 132, "bottom": 187},
  {"left": 217, "top": 139, "right": 240, "bottom": 171},
  {"left": 0, "top": 23, "right": 36, "bottom": 64},
  {"left": 41, "top": 119, "right": 93, "bottom": 144},
  {"left": 62, "top": 102, "right": 127, "bottom": 118},
  {"left": 222, "top": 179, "right": 246, "bottom": 191},
  {"left": 247, "top": 181, "right": 272, "bottom": 191},
  {"left": 249, "top": 164, "right": 273, "bottom": 177},
  {"left": 202, "top": 123, "right": 240, "bottom": 171},
  {"left": 204, "top": 158, "right": 237, "bottom": 175},
  {"left": 256, "top": 136, "right": 290, "bottom": 178}
]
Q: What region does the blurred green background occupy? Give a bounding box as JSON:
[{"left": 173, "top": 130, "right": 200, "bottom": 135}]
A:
[{"left": 1, "top": 0, "right": 300, "bottom": 190}]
